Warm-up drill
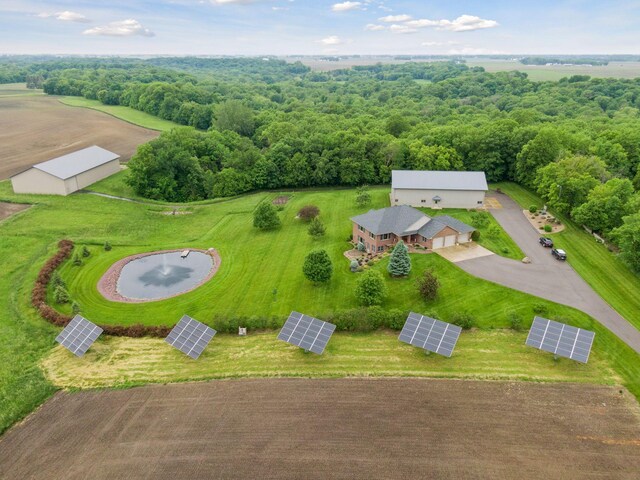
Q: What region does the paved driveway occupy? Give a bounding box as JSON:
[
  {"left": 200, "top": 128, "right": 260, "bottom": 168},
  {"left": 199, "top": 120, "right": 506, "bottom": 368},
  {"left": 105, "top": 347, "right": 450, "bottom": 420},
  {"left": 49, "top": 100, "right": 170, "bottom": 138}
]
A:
[{"left": 457, "top": 193, "right": 640, "bottom": 354}]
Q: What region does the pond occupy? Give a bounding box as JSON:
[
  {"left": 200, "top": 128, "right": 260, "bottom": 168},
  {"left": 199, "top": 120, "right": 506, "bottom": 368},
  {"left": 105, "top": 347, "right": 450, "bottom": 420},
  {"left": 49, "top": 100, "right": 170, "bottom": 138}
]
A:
[{"left": 116, "top": 251, "right": 214, "bottom": 301}]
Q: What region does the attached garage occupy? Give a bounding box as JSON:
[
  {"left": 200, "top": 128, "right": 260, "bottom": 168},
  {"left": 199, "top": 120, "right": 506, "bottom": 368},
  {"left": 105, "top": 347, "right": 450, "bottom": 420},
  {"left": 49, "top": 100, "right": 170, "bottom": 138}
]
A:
[
  {"left": 432, "top": 237, "right": 444, "bottom": 249},
  {"left": 444, "top": 235, "right": 457, "bottom": 247},
  {"left": 10, "top": 146, "right": 120, "bottom": 196}
]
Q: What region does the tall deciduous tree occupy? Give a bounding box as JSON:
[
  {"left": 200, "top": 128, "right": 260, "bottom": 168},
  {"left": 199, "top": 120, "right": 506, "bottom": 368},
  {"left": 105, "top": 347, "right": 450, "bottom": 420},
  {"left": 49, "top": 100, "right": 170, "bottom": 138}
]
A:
[{"left": 215, "top": 100, "right": 255, "bottom": 137}]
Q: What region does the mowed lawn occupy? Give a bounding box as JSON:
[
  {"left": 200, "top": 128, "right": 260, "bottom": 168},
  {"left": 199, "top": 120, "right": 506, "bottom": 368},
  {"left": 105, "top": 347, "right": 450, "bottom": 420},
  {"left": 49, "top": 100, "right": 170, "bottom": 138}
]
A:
[
  {"left": 1, "top": 180, "right": 640, "bottom": 433},
  {"left": 59, "top": 96, "right": 180, "bottom": 132},
  {"left": 494, "top": 182, "right": 640, "bottom": 333}
]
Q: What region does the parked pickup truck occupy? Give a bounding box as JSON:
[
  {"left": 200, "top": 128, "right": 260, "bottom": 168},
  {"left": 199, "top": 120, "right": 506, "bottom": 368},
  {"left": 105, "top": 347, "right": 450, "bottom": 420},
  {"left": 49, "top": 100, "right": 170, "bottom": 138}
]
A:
[
  {"left": 539, "top": 237, "right": 553, "bottom": 248},
  {"left": 552, "top": 248, "right": 567, "bottom": 261}
]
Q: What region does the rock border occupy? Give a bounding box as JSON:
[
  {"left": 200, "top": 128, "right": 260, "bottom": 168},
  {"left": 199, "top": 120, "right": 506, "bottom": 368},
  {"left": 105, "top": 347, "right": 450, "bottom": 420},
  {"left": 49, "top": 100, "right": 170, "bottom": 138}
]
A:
[{"left": 97, "top": 248, "right": 221, "bottom": 303}]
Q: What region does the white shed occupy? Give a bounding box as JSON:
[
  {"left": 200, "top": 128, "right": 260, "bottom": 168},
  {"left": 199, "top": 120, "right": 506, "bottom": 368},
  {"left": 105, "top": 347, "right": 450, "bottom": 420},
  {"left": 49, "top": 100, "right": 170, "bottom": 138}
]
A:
[
  {"left": 391, "top": 170, "right": 488, "bottom": 209},
  {"left": 10, "top": 146, "right": 120, "bottom": 196}
]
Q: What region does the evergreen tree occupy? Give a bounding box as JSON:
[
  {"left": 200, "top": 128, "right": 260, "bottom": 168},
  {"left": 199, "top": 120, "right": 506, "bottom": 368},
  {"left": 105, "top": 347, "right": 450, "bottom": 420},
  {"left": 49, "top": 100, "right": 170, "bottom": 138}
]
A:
[
  {"left": 81, "top": 245, "right": 90, "bottom": 258},
  {"left": 387, "top": 240, "right": 411, "bottom": 276},
  {"left": 302, "top": 249, "right": 333, "bottom": 284},
  {"left": 253, "top": 202, "right": 281, "bottom": 230},
  {"left": 104, "top": 241, "right": 112, "bottom": 251},
  {"left": 51, "top": 271, "right": 66, "bottom": 289},
  {"left": 54, "top": 285, "right": 70, "bottom": 304},
  {"left": 72, "top": 253, "right": 82, "bottom": 266},
  {"left": 71, "top": 301, "right": 81, "bottom": 315},
  {"left": 308, "top": 217, "right": 326, "bottom": 238}
]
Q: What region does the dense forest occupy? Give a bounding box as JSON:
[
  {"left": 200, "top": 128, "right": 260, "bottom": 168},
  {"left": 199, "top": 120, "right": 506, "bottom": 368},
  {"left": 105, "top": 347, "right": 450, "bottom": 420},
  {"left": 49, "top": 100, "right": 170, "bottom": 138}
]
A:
[{"left": 1, "top": 56, "right": 640, "bottom": 270}]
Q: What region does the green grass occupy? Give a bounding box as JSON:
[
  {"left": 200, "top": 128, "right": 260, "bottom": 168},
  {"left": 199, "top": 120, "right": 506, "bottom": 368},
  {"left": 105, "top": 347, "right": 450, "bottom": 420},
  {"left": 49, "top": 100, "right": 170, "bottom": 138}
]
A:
[
  {"left": 420, "top": 208, "right": 525, "bottom": 260},
  {"left": 41, "top": 329, "right": 617, "bottom": 390},
  {"left": 0, "top": 83, "right": 43, "bottom": 97},
  {"left": 465, "top": 60, "right": 640, "bottom": 81},
  {"left": 1, "top": 180, "right": 639, "bottom": 433},
  {"left": 494, "top": 182, "right": 640, "bottom": 333},
  {"left": 58, "top": 96, "right": 180, "bottom": 132}
]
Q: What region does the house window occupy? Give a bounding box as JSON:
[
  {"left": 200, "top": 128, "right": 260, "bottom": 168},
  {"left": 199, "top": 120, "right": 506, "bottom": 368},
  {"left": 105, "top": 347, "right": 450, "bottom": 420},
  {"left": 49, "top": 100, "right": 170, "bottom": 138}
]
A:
[
  {"left": 377, "top": 246, "right": 384, "bottom": 252},
  {"left": 369, "top": 232, "right": 375, "bottom": 239},
  {"left": 421, "top": 199, "right": 426, "bottom": 203},
  {"left": 421, "top": 236, "right": 428, "bottom": 242},
  {"left": 381, "top": 233, "right": 390, "bottom": 240},
  {"left": 477, "top": 200, "right": 483, "bottom": 205},
  {"left": 358, "top": 236, "right": 364, "bottom": 243},
  {"left": 358, "top": 225, "right": 365, "bottom": 232},
  {"left": 394, "top": 198, "right": 398, "bottom": 202}
]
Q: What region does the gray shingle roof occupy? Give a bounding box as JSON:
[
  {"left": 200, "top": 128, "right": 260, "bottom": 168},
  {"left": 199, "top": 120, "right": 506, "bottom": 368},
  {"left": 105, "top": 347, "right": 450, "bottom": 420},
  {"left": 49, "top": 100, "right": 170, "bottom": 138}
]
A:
[
  {"left": 392, "top": 170, "right": 488, "bottom": 191},
  {"left": 27, "top": 146, "right": 119, "bottom": 180},
  {"left": 351, "top": 207, "right": 475, "bottom": 239}
]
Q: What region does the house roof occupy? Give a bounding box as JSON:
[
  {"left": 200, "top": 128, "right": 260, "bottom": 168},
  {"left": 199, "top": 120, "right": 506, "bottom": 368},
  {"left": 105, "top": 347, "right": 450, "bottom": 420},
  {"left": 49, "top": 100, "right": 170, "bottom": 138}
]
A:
[
  {"left": 13, "top": 146, "right": 120, "bottom": 180},
  {"left": 392, "top": 170, "right": 488, "bottom": 191},
  {"left": 351, "top": 206, "right": 475, "bottom": 239}
]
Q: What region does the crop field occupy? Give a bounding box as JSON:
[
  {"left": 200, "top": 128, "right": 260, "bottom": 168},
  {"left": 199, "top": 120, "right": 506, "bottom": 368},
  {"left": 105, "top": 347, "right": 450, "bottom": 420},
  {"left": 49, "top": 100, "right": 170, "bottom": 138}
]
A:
[
  {"left": 0, "top": 95, "right": 159, "bottom": 179},
  {"left": 466, "top": 60, "right": 640, "bottom": 81},
  {"left": 1, "top": 378, "right": 639, "bottom": 480}
]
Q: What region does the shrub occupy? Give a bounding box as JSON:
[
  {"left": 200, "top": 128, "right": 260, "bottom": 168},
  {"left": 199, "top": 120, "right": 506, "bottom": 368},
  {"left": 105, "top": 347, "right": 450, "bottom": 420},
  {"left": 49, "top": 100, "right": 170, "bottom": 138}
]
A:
[
  {"left": 54, "top": 285, "right": 70, "bottom": 304},
  {"left": 387, "top": 240, "right": 411, "bottom": 276},
  {"left": 302, "top": 249, "right": 333, "bottom": 284},
  {"left": 532, "top": 302, "right": 548, "bottom": 314},
  {"left": 544, "top": 224, "right": 552, "bottom": 233},
  {"left": 470, "top": 211, "right": 490, "bottom": 228},
  {"left": 529, "top": 205, "right": 538, "bottom": 213},
  {"left": 350, "top": 260, "right": 359, "bottom": 272},
  {"left": 308, "top": 217, "right": 326, "bottom": 238},
  {"left": 298, "top": 205, "right": 320, "bottom": 221},
  {"left": 357, "top": 241, "right": 366, "bottom": 252},
  {"left": 450, "top": 312, "right": 475, "bottom": 330},
  {"left": 501, "top": 247, "right": 509, "bottom": 254},
  {"left": 507, "top": 311, "right": 524, "bottom": 331},
  {"left": 71, "top": 301, "right": 81, "bottom": 315},
  {"left": 72, "top": 253, "right": 82, "bottom": 266},
  {"left": 51, "top": 271, "right": 66, "bottom": 289},
  {"left": 355, "top": 270, "right": 388, "bottom": 306},
  {"left": 253, "top": 202, "right": 281, "bottom": 230},
  {"left": 104, "top": 241, "right": 112, "bottom": 251},
  {"left": 486, "top": 225, "right": 501, "bottom": 239},
  {"left": 355, "top": 185, "right": 371, "bottom": 207},
  {"left": 417, "top": 269, "right": 440, "bottom": 301},
  {"left": 81, "top": 245, "right": 90, "bottom": 258},
  {"left": 471, "top": 230, "right": 481, "bottom": 241}
]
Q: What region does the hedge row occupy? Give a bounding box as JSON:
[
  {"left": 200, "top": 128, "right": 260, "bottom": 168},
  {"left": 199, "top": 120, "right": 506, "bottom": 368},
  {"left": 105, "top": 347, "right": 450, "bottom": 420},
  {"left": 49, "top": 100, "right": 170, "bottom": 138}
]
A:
[{"left": 33, "top": 239, "right": 170, "bottom": 338}]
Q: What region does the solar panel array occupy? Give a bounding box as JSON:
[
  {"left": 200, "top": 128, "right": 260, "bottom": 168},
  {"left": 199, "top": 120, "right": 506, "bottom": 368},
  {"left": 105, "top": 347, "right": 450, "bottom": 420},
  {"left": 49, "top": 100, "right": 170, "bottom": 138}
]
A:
[
  {"left": 278, "top": 311, "right": 336, "bottom": 354},
  {"left": 398, "top": 312, "right": 462, "bottom": 357},
  {"left": 55, "top": 315, "right": 103, "bottom": 357},
  {"left": 165, "top": 315, "right": 217, "bottom": 359},
  {"left": 525, "top": 316, "right": 595, "bottom": 363}
]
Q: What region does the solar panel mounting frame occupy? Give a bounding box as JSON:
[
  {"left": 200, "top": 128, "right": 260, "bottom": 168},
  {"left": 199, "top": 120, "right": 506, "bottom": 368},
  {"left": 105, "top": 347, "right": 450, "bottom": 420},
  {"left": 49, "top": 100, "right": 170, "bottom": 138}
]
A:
[
  {"left": 525, "top": 316, "right": 595, "bottom": 363},
  {"left": 165, "top": 315, "right": 217, "bottom": 360},
  {"left": 277, "top": 311, "right": 336, "bottom": 355},
  {"left": 55, "top": 315, "right": 103, "bottom": 357},
  {"left": 398, "top": 312, "right": 462, "bottom": 357}
]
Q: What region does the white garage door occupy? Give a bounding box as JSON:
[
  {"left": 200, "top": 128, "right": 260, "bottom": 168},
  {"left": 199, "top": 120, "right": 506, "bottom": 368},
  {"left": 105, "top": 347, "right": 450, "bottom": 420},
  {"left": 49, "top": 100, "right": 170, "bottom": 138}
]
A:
[
  {"left": 458, "top": 233, "right": 470, "bottom": 243},
  {"left": 432, "top": 237, "right": 444, "bottom": 249},
  {"left": 444, "top": 235, "right": 457, "bottom": 247}
]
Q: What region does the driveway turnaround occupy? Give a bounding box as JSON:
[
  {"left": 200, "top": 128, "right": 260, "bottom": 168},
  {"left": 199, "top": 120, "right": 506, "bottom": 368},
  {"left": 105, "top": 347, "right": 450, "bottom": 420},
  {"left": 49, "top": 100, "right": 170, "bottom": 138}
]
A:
[
  {"left": 457, "top": 193, "right": 640, "bottom": 354},
  {"left": 1, "top": 379, "right": 639, "bottom": 480}
]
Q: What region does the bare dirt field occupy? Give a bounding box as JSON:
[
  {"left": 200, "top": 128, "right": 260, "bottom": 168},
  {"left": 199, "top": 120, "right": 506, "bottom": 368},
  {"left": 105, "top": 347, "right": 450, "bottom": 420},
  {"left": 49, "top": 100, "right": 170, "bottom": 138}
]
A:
[
  {"left": 1, "top": 378, "right": 639, "bottom": 480},
  {"left": 0, "top": 95, "right": 159, "bottom": 179},
  {"left": 0, "top": 202, "right": 30, "bottom": 222}
]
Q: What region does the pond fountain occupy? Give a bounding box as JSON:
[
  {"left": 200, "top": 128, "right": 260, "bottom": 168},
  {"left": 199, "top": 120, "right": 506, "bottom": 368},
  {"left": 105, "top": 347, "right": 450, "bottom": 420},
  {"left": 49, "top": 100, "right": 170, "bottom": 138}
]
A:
[{"left": 114, "top": 250, "right": 214, "bottom": 301}]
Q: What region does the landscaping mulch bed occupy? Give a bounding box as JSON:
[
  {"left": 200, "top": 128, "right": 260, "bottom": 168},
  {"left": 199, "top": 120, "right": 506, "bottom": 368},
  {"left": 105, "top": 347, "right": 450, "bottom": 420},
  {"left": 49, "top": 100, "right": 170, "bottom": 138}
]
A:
[
  {"left": 97, "top": 248, "right": 221, "bottom": 303},
  {"left": 524, "top": 209, "right": 565, "bottom": 233},
  {"left": 272, "top": 195, "right": 290, "bottom": 205}
]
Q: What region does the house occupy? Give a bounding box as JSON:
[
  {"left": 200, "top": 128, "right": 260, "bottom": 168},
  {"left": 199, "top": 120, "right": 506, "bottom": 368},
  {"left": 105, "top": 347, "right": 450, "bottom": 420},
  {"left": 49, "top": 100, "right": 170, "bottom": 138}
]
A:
[
  {"left": 351, "top": 205, "right": 475, "bottom": 253},
  {"left": 10, "top": 146, "right": 120, "bottom": 196},
  {"left": 391, "top": 170, "right": 488, "bottom": 209}
]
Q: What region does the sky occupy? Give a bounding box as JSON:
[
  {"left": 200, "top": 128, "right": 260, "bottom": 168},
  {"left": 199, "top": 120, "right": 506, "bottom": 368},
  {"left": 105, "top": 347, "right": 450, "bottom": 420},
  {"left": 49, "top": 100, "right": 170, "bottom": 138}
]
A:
[{"left": 1, "top": 0, "right": 640, "bottom": 56}]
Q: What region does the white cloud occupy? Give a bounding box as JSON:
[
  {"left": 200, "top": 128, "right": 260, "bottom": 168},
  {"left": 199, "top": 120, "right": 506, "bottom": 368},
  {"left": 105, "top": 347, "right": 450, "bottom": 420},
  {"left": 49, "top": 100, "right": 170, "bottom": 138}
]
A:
[
  {"left": 438, "top": 15, "right": 499, "bottom": 32},
  {"left": 447, "top": 46, "right": 505, "bottom": 55},
  {"left": 389, "top": 24, "right": 417, "bottom": 34},
  {"left": 83, "top": 19, "right": 155, "bottom": 37},
  {"left": 364, "top": 23, "right": 385, "bottom": 31},
  {"left": 379, "top": 14, "right": 411, "bottom": 22},
  {"left": 421, "top": 41, "right": 445, "bottom": 46},
  {"left": 319, "top": 35, "right": 343, "bottom": 45},
  {"left": 405, "top": 19, "right": 438, "bottom": 28},
  {"left": 38, "top": 11, "right": 91, "bottom": 23},
  {"left": 210, "top": 0, "right": 258, "bottom": 4},
  {"left": 332, "top": 2, "right": 362, "bottom": 12}
]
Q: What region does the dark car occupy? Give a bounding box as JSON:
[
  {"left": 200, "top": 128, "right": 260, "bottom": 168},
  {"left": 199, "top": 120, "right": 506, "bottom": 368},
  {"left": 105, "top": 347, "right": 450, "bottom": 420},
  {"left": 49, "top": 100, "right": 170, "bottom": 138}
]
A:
[
  {"left": 539, "top": 237, "right": 553, "bottom": 248},
  {"left": 552, "top": 248, "right": 567, "bottom": 261}
]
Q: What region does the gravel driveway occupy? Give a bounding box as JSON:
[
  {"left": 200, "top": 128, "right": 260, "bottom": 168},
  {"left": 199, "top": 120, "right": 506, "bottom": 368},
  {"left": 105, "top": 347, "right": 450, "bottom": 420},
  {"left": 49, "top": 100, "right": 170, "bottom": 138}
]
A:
[{"left": 457, "top": 193, "right": 640, "bottom": 354}]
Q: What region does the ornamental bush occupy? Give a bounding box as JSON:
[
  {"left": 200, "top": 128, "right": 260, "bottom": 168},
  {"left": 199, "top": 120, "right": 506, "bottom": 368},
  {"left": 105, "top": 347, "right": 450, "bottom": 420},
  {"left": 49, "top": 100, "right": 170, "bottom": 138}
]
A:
[
  {"left": 450, "top": 312, "right": 476, "bottom": 330},
  {"left": 544, "top": 224, "right": 553, "bottom": 232},
  {"left": 355, "top": 270, "right": 388, "bottom": 306},
  {"left": 387, "top": 240, "right": 411, "bottom": 276},
  {"left": 417, "top": 269, "right": 440, "bottom": 301},
  {"left": 308, "top": 217, "right": 326, "bottom": 238},
  {"left": 302, "top": 249, "right": 333, "bottom": 284},
  {"left": 253, "top": 202, "right": 281, "bottom": 230},
  {"left": 81, "top": 245, "right": 90, "bottom": 258},
  {"left": 529, "top": 205, "right": 538, "bottom": 213},
  {"left": 104, "top": 241, "right": 112, "bottom": 251},
  {"left": 54, "top": 285, "right": 70, "bottom": 304},
  {"left": 298, "top": 205, "right": 320, "bottom": 221}
]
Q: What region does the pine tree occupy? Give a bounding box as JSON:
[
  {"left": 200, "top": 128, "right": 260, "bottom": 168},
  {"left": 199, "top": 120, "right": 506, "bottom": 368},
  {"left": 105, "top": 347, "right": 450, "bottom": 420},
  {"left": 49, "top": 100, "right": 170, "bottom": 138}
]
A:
[
  {"left": 104, "top": 241, "right": 112, "bottom": 251},
  {"left": 54, "top": 285, "right": 70, "bottom": 304},
  {"left": 308, "top": 217, "right": 326, "bottom": 238},
  {"left": 72, "top": 253, "right": 82, "bottom": 266},
  {"left": 81, "top": 245, "right": 90, "bottom": 258},
  {"left": 51, "top": 271, "right": 66, "bottom": 289},
  {"left": 387, "top": 240, "right": 411, "bottom": 276},
  {"left": 71, "top": 301, "right": 81, "bottom": 315}
]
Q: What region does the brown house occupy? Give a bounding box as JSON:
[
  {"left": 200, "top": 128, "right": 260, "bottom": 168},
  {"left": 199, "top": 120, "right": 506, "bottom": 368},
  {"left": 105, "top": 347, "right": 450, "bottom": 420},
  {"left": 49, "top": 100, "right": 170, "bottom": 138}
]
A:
[{"left": 351, "top": 205, "right": 475, "bottom": 253}]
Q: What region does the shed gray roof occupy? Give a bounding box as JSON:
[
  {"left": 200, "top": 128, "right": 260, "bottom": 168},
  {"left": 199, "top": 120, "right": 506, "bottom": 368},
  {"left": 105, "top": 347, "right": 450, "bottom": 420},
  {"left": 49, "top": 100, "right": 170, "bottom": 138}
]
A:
[
  {"left": 17, "top": 146, "right": 120, "bottom": 180},
  {"left": 351, "top": 207, "right": 475, "bottom": 239},
  {"left": 392, "top": 170, "right": 488, "bottom": 191}
]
